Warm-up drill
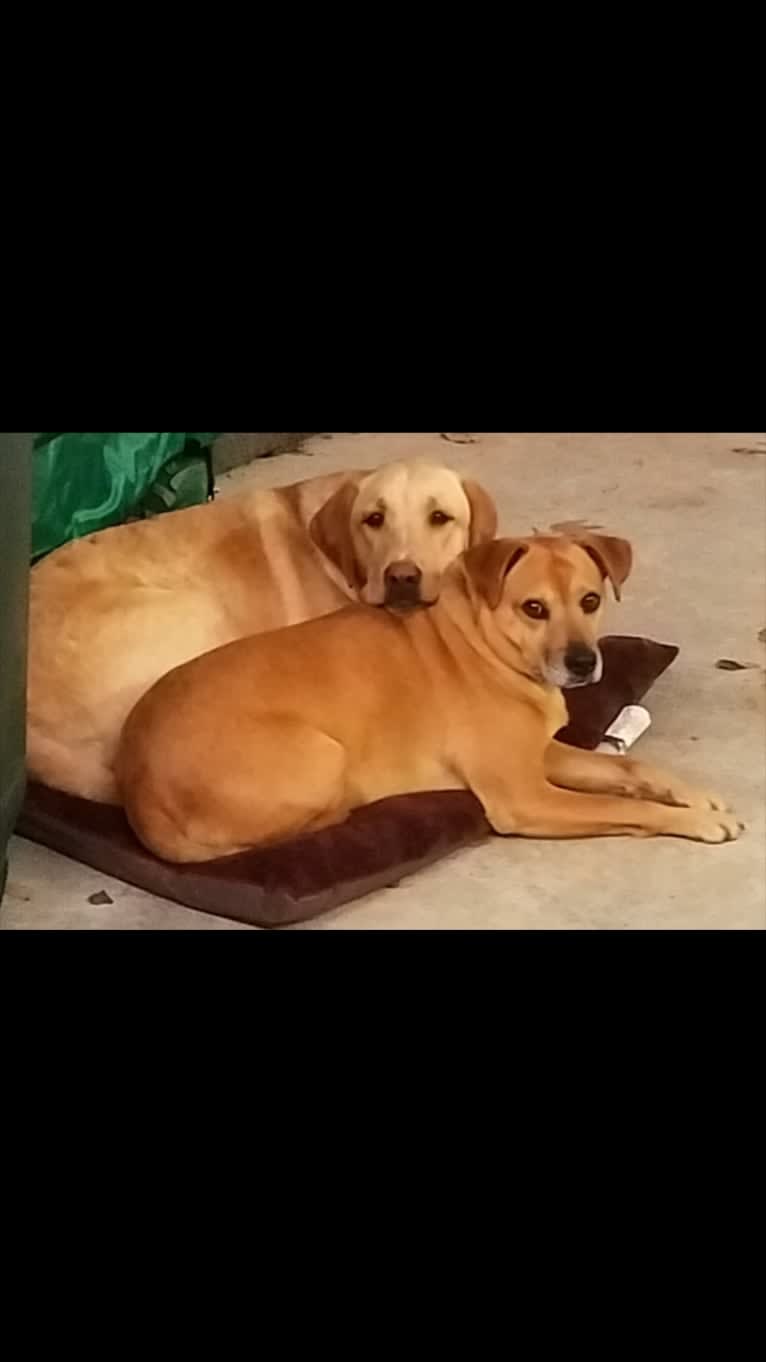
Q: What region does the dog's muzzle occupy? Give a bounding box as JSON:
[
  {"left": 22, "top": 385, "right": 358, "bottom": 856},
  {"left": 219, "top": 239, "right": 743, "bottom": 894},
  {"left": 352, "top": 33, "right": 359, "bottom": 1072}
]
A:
[
  {"left": 384, "top": 560, "right": 423, "bottom": 609},
  {"left": 563, "top": 644, "right": 600, "bottom": 687}
]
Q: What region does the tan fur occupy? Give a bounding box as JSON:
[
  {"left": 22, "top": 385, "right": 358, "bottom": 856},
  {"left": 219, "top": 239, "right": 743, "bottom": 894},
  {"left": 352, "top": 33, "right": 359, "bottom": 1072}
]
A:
[
  {"left": 27, "top": 460, "right": 497, "bottom": 803},
  {"left": 116, "top": 533, "right": 741, "bottom": 863}
]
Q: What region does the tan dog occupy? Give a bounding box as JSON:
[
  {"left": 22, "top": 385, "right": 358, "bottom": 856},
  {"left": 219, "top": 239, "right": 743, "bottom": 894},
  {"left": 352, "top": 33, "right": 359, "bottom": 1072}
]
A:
[
  {"left": 117, "top": 533, "right": 742, "bottom": 863},
  {"left": 27, "top": 459, "right": 497, "bottom": 804}
]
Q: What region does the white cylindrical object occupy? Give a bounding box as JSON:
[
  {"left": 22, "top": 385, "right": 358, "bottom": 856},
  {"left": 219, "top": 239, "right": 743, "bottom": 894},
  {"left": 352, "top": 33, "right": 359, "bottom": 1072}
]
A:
[{"left": 596, "top": 705, "right": 652, "bottom": 755}]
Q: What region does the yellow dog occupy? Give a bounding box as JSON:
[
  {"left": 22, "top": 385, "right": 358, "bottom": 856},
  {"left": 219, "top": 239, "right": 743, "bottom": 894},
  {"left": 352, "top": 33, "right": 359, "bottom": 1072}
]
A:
[{"left": 28, "top": 459, "right": 496, "bottom": 803}]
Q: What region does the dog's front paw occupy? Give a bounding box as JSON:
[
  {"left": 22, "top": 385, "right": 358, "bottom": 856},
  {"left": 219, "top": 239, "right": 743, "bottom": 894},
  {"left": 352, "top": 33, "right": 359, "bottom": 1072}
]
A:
[
  {"left": 673, "top": 808, "right": 744, "bottom": 843},
  {"left": 669, "top": 783, "right": 730, "bottom": 813},
  {"left": 633, "top": 770, "right": 730, "bottom": 812},
  {"left": 622, "top": 760, "right": 729, "bottom": 812}
]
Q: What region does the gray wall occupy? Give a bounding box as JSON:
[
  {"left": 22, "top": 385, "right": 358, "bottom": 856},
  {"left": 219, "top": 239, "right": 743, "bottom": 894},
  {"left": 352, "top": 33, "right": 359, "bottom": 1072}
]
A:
[{"left": 212, "top": 433, "right": 316, "bottom": 474}]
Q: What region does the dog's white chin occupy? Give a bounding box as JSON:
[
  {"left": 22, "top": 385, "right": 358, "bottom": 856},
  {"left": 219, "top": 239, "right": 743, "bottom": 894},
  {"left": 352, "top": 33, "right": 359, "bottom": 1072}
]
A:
[{"left": 544, "top": 667, "right": 580, "bottom": 688}]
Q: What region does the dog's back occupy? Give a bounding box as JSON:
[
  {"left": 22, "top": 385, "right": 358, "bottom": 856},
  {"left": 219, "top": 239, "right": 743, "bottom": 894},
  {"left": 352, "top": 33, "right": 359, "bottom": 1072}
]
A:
[{"left": 26, "top": 472, "right": 355, "bottom": 803}]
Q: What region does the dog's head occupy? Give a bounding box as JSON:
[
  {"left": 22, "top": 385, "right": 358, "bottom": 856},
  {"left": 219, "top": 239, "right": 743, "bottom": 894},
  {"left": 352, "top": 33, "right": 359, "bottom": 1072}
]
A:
[
  {"left": 309, "top": 460, "right": 497, "bottom": 608},
  {"left": 463, "top": 532, "right": 633, "bottom": 688}
]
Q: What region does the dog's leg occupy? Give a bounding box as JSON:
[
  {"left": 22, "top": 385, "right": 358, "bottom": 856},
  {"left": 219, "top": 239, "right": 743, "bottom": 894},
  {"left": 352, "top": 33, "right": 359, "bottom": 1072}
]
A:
[
  {"left": 123, "top": 719, "right": 351, "bottom": 863},
  {"left": 544, "top": 740, "right": 730, "bottom": 813},
  {"left": 470, "top": 770, "right": 743, "bottom": 844},
  {"left": 26, "top": 729, "right": 121, "bottom": 804}
]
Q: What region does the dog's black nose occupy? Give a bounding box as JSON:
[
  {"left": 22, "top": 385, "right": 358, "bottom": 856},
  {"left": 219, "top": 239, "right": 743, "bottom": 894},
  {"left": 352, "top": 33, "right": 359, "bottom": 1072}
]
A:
[
  {"left": 384, "top": 560, "right": 423, "bottom": 607},
  {"left": 565, "top": 644, "right": 598, "bottom": 678},
  {"left": 385, "top": 560, "right": 422, "bottom": 589}
]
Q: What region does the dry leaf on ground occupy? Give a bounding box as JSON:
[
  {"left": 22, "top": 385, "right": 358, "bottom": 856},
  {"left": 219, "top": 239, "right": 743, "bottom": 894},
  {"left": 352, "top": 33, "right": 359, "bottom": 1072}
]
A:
[{"left": 549, "top": 519, "right": 605, "bottom": 534}]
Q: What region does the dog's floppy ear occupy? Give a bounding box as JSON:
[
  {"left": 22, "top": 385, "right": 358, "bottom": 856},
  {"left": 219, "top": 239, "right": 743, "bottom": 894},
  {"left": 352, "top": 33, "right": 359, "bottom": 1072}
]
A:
[
  {"left": 309, "top": 480, "right": 364, "bottom": 589},
  {"left": 576, "top": 534, "right": 633, "bottom": 602},
  {"left": 463, "top": 538, "right": 529, "bottom": 609},
  {"left": 462, "top": 479, "right": 499, "bottom": 547}
]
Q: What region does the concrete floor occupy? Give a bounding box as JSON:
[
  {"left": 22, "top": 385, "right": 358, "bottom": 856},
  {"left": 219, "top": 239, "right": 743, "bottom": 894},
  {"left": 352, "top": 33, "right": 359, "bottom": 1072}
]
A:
[{"left": 3, "top": 432, "right": 765, "bottom": 930}]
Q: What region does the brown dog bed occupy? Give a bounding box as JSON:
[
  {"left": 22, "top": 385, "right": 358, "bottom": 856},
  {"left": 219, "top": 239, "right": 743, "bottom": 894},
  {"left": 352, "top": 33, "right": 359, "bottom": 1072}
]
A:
[{"left": 17, "top": 636, "right": 677, "bottom": 927}]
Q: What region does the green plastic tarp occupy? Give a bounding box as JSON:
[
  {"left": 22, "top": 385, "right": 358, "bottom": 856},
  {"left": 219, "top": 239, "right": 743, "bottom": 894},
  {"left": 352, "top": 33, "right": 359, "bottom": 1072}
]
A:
[{"left": 32, "top": 432, "right": 221, "bottom": 560}]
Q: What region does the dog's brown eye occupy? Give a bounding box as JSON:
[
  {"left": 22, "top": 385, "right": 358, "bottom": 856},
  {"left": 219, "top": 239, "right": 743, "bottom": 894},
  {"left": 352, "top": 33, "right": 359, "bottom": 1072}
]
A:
[
  {"left": 429, "top": 510, "right": 453, "bottom": 527},
  {"left": 363, "top": 511, "right": 385, "bottom": 530},
  {"left": 522, "top": 599, "right": 549, "bottom": 620},
  {"left": 581, "top": 592, "right": 601, "bottom": 614}
]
